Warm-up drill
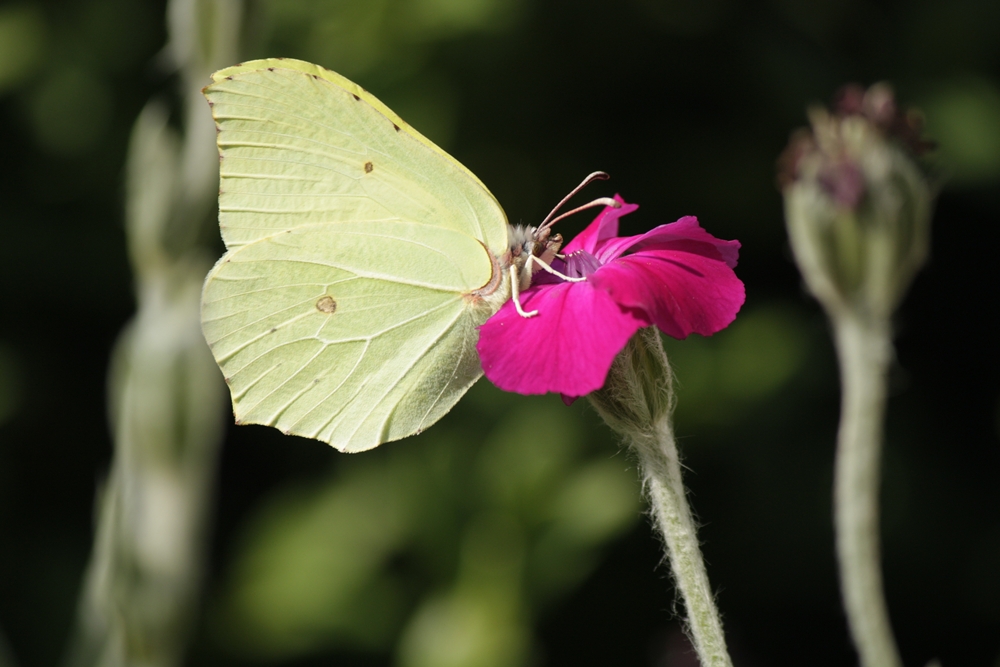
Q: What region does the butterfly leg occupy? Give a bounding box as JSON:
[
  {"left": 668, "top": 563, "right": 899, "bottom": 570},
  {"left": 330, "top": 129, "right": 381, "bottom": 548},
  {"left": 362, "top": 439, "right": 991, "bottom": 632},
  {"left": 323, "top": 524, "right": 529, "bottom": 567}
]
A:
[
  {"left": 526, "top": 254, "right": 587, "bottom": 282},
  {"left": 510, "top": 265, "right": 538, "bottom": 318}
]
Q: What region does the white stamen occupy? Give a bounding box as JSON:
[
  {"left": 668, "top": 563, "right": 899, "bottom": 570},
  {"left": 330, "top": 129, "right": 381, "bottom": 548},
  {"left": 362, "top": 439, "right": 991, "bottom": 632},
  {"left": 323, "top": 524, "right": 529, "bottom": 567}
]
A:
[{"left": 525, "top": 253, "right": 586, "bottom": 282}]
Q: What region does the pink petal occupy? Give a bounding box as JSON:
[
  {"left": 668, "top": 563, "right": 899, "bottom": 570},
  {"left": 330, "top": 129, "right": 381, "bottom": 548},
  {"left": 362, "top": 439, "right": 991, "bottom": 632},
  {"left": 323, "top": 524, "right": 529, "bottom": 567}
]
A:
[
  {"left": 477, "top": 281, "right": 648, "bottom": 397},
  {"left": 589, "top": 249, "right": 746, "bottom": 339},
  {"left": 594, "top": 216, "right": 741, "bottom": 268},
  {"left": 562, "top": 196, "right": 638, "bottom": 255}
]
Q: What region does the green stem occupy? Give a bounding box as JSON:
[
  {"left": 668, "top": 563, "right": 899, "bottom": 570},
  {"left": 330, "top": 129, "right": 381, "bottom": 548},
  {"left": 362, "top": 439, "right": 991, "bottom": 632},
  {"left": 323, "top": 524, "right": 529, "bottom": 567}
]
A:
[
  {"left": 631, "top": 420, "right": 733, "bottom": 667},
  {"left": 589, "top": 329, "right": 733, "bottom": 667},
  {"left": 832, "top": 313, "right": 902, "bottom": 667}
]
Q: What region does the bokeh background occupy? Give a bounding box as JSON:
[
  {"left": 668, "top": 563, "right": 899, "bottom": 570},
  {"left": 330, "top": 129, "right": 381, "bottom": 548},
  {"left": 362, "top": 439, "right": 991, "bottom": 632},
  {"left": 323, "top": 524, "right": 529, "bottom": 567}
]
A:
[{"left": 1, "top": 0, "right": 999, "bottom": 666}]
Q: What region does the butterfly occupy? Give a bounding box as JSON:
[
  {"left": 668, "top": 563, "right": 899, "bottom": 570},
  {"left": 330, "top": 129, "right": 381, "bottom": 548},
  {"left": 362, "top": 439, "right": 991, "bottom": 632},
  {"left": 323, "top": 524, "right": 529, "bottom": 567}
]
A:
[{"left": 201, "top": 59, "right": 602, "bottom": 452}]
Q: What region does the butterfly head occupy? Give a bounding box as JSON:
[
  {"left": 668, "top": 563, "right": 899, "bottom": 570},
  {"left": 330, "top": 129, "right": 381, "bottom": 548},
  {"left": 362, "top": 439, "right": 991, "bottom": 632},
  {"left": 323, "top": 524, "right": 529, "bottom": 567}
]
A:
[
  {"left": 491, "top": 173, "right": 616, "bottom": 318},
  {"left": 507, "top": 225, "right": 564, "bottom": 290}
]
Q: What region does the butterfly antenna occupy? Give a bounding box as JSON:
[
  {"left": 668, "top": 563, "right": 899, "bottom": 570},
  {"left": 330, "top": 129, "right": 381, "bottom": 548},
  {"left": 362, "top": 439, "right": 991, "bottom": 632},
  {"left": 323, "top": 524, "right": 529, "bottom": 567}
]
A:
[
  {"left": 540, "top": 197, "right": 620, "bottom": 231},
  {"left": 538, "top": 171, "right": 610, "bottom": 230}
]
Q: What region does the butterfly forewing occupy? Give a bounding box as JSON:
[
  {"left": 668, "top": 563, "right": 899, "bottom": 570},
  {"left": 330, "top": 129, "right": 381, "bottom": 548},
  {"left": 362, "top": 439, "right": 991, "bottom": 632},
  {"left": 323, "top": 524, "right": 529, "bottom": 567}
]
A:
[{"left": 207, "top": 63, "right": 508, "bottom": 253}]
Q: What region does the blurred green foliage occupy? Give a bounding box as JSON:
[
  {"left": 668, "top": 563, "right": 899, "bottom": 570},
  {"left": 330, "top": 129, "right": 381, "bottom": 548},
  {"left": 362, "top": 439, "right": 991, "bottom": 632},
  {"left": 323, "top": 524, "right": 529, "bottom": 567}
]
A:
[
  {"left": 256, "top": 0, "right": 523, "bottom": 79},
  {"left": 664, "top": 304, "right": 812, "bottom": 430},
  {"left": 918, "top": 76, "right": 1000, "bottom": 185},
  {"left": 212, "top": 389, "right": 637, "bottom": 664},
  {"left": 28, "top": 65, "right": 113, "bottom": 156},
  {"left": 0, "top": 0, "right": 998, "bottom": 666},
  {"left": 0, "top": 5, "right": 46, "bottom": 93}
]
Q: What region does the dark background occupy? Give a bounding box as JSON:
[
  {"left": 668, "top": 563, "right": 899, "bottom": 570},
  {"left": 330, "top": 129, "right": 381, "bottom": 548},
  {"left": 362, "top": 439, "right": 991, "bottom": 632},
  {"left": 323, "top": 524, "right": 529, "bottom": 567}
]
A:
[{"left": 1, "top": 0, "right": 998, "bottom": 665}]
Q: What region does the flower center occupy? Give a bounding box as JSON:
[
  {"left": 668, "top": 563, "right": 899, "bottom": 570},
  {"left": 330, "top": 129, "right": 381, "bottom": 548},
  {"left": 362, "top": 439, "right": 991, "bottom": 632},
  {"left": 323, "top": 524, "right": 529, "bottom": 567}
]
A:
[{"left": 561, "top": 249, "right": 602, "bottom": 279}]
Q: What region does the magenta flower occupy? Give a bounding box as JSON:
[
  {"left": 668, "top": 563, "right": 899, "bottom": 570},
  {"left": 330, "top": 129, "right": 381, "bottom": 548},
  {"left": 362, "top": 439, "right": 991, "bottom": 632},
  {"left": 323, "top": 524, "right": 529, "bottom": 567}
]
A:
[{"left": 477, "top": 196, "right": 745, "bottom": 400}]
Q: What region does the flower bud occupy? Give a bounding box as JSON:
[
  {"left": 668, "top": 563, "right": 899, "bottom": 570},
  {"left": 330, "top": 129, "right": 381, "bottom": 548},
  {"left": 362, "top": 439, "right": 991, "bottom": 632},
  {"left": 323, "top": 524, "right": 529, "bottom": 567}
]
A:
[
  {"left": 587, "top": 326, "right": 675, "bottom": 442},
  {"left": 779, "top": 83, "right": 934, "bottom": 320}
]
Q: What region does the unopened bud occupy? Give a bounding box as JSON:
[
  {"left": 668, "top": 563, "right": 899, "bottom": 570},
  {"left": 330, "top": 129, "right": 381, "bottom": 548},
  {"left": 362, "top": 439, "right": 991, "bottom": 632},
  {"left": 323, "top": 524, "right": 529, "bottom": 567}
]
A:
[
  {"left": 779, "top": 83, "right": 934, "bottom": 320},
  {"left": 587, "top": 327, "right": 674, "bottom": 443}
]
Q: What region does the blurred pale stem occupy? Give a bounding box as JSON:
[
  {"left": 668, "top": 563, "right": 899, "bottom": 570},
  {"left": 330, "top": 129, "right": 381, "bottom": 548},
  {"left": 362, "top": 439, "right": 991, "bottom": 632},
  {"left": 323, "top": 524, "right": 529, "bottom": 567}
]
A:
[
  {"left": 589, "top": 329, "right": 733, "bottom": 667},
  {"left": 782, "top": 91, "right": 931, "bottom": 667},
  {"left": 63, "top": 1, "right": 241, "bottom": 666},
  {"left": 832, "top": 313, "right": 902, "bottom": 667}
]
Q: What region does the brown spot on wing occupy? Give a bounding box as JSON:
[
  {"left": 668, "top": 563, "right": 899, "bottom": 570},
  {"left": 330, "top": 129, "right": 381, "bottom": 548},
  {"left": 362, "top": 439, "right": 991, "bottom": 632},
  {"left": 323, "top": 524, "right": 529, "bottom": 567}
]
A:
[
  {"left": 316, "top": 296, "right": 337, "bottom": 313},
  {"left": 364, "top": 161, "right": 373, "bottom": 173}
]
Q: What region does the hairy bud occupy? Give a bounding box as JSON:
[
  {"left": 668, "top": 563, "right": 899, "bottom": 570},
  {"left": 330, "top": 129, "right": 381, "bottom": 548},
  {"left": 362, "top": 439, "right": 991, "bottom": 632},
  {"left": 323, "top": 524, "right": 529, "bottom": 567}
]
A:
[
  {"left": 779, "top": 83, "right": 934, "bottom": 320},
  {"left": 587, "top": 327, "right": 674, "bottom": 443}
]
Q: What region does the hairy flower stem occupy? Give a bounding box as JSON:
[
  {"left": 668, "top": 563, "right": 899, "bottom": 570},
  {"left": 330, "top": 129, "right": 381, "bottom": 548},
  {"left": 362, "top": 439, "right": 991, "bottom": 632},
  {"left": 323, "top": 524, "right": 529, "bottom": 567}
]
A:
[
  {"left": 589, "top": 329, "right": 733, "bottom": 667},
  {"left": 634, "top": 422, "right": 733, "bottom": 667},
  {"left": 832, "top": 313, "right": 902, "bottom": 667}
]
